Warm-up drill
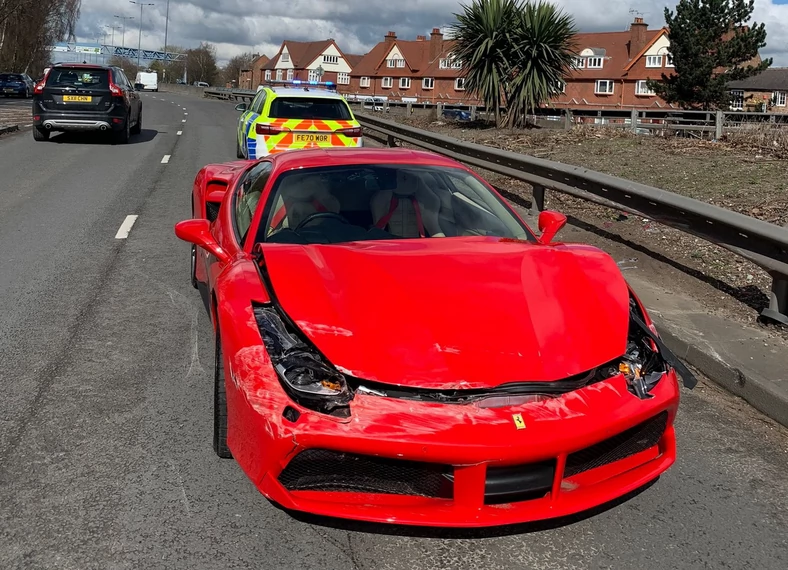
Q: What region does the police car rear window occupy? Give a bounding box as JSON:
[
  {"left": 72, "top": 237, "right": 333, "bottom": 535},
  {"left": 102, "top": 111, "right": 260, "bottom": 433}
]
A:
[
  {"left": 46, "top": 68, "right": 109, "bottom": 89},
  {"left": 269, "top": 97, "right": 352, "bottom": 120}
]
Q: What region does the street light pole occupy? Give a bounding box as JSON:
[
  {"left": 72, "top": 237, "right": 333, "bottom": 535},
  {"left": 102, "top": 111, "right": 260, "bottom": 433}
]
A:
[
  {"left": 129, "top": 1, "right": 155, "bottom": 69},
  {"left": 114, "top": 15, "right": 134, "bottom": 49},
  {"left": 164, "top": 0, "right": 170, "bottom": 53}
]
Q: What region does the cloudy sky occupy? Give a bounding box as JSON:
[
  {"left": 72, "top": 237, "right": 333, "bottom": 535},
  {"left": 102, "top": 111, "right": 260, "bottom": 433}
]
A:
[{"left": 74, "top": 0, "right": 788, "bottom": 66}]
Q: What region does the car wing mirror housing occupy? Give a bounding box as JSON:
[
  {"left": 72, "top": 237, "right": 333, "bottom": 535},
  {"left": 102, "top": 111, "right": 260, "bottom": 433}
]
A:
[
  {"left": 536, "top": 210, "right": 567, "bottom": 244},
  {"left": 174, "top": 219, "right": 232, "bottom": 264},
  {"left": 235, "top": 103, "right": 247, "bottom": 112}
]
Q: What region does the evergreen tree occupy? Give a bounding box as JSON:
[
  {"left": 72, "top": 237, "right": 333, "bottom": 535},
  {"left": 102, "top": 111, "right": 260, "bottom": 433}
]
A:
[{"left": 648, "top": 0, "right": 771, "bottom": 110}]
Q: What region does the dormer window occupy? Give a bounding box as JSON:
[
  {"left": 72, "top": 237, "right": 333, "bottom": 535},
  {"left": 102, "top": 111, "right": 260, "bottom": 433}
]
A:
[
  {"left": 387, "top": 58, "right": 405, "bottom": 68},
  {"left": 281, "top": 53, "right": 290, "bottom": 62},
  {"left": 322, "top": 55, "right": 338, "bottom": 64},
  {"left": 586, "top": 57, "right": 603, "bottom": 69},
  {"left": 439, "top": 55, "right": 462, "bottom": 69}
]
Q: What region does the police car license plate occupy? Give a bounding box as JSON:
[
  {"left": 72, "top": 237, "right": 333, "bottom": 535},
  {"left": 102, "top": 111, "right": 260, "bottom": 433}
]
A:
[{"left": 295, "top": 133, "right": 329, "bottom": 143}]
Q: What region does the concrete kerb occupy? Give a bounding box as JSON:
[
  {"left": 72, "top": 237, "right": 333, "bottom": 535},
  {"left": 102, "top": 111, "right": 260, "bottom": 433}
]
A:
[{"left": 174, "top": 86, "right": 788, "bottom": 429}]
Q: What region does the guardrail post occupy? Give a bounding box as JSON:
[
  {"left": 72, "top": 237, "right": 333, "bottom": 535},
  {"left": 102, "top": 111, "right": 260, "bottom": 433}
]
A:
[
  {"left": 564, "top": 109, "right": 572, "bottom": 131},
  {"left": 761, "top": 274, "right": 788, "bottom": 326},
  {"left": 470, "top": 106, "right": 477, "bottom": 121},
  {"left": 532, "top": 185, "right": 546, "bottom": 212},
  {"left": 715, "top": 111, "right": 724, "bottom": 139},
  {"left": 406, "top": 102, "right": 412, "bottom": 115},
  {"left": 437, "top": 102, "right": 444, "bottom": 119},
  {"left": 630, "top": 108, "right": 638, "bottom": 133},
  {"left": 386, "top": 135, "right": 397, "bottom": 147}
]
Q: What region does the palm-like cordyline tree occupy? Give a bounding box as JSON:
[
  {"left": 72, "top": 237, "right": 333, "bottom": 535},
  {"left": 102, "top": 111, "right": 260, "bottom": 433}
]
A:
[{"left": 449, "top": 0, "right": 578, "bottom": 128}]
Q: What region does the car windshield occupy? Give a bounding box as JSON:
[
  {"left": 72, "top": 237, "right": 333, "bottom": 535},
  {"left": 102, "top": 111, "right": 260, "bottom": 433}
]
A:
[
  {"left": 0, "top": 73, "right": 23, "bottom": 81},
  {"left": 269, "top": 97, "right": 352, "bottom": 120},
  {"left": 253, "top": 163, "right": 534, "bottom": 245},
  {"left": 46, "top": 68, "right": 109, "bottom": 89}
]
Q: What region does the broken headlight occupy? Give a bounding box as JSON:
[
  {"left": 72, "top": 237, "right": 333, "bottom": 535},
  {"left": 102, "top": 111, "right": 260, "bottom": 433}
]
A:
[{"left": 254, "top": 304, "right": 352, "bottom": 416}]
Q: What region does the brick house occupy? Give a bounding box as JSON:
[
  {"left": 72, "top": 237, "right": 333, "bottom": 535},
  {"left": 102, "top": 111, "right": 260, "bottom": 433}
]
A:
[
  {"left": 346, "top": 29, "right": 474, "bottom": 104},
  {"left": 261, "top": 39, "right": 362, "bottom": 88},
  {"left": 239, "top": 54, "right": 271, "bottom": 90},
  {"left": 727, "top": 68, "right": 788, "bottom": 113}
]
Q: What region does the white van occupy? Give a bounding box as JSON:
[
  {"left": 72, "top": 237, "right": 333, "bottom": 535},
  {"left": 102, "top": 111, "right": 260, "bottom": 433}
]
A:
[{"left": 135, "top": 71, "right": 158, "bottom": 92}]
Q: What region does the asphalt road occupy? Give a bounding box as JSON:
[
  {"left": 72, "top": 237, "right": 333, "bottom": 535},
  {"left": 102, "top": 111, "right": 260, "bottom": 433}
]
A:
[{"left": 0, "top": 91, "right": 786, "bottom": 570}]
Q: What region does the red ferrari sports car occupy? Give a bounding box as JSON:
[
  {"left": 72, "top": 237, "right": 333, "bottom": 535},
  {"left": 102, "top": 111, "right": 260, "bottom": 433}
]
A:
[{"left": 174, "top": 146, "right": 696, "bottom": 528}]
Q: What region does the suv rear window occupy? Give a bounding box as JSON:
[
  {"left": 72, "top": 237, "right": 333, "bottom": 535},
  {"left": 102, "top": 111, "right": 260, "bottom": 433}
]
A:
[
  {"left": 46, "top": 68, "right": 109, "bottom": 89},
  {"left": 269, "top": 97, "right": 352, "bottom": 120}
]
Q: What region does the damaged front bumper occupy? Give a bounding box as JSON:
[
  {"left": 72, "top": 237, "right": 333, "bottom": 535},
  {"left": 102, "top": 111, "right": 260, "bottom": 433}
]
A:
[{"left": 229, "top": 359, "right": 680, "bottom": 528}]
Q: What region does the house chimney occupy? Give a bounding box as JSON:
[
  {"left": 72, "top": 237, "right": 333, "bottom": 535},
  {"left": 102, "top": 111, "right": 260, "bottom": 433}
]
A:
[
  {"left": 385, "top": 31, "right": 396, "bottom": 45},
  {"left": 430, "top": 27, "right": 443, "bottom": 61},
  {"left": 629, "top": 17, "right": 647, "bottom": 58},
  {"left": 416, "top": 35, "right": 426, "bottom": 41}
]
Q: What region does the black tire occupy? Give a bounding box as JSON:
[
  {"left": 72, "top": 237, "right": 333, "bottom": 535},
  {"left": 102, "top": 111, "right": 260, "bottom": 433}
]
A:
[
  {"left": 190, "top": 244, "right": 198, "bottom": 289},
  {"left": 236, "top": 136, "right": 244, "bottom": 159},
  {"left": 113, "top": 116, "right": 130, "bottom": 144},
  {"left": 131, "top": 108, "right": 141, "bottom": 135},
  {"left": 33, "top": 126, "right": 49, "bottom": 141},
  {"left": 213, "top": 333, "right": 232, "bottom": 459}
]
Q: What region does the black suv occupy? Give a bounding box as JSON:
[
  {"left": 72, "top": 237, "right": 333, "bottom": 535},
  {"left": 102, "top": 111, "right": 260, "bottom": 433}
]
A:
[{"left": 32, "top": 63, "right": 142, "bottom": 143}]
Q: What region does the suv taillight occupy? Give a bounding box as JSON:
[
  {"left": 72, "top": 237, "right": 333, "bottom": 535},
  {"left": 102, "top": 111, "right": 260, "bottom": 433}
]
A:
[
  {"left": 34, "top": 69, "right": 49, "bottom": 94},
  {"left": 109, "top": 70, "right": 123, "bottom": 96},
  {"left": 256, "top": 124, "right": 288, "bottom": 135},
  {"left": 336, "top": 127, "right": 362, "bottom": 137}
]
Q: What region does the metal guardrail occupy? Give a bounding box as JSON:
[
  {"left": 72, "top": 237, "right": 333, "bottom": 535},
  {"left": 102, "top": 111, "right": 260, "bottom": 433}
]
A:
[{"left": 200, "top": 87, "right": 788, "bottom": 325}]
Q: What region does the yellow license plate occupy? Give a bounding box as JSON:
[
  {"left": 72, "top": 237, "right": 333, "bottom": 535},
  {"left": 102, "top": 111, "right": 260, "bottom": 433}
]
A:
[
  {"left": 294, "top": 133, "right": 329, "bottom": 143},
  {"left": 63, "top": 95, "right": 92, "bottom": 102}
]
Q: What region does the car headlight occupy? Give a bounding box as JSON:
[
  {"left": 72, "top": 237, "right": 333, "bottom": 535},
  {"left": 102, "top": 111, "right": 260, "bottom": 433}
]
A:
[{"left": 254, "top": 304, "right": 352, "bottom": 416}]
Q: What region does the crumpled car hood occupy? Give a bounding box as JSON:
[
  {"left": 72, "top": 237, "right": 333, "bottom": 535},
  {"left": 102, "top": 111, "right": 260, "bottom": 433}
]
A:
[{"left": 262, "top": 236, "right": 630, "bottom": 390}]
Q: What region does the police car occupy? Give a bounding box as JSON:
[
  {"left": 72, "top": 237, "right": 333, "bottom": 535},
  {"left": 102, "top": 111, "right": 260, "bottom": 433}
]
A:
[{"left": 234, "top": 80, "right": 362, "bottom": 160}]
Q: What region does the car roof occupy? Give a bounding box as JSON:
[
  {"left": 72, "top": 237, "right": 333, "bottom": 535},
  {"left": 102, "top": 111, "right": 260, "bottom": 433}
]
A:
[
  {"left": 266, "top": 87, "right": 344, "bottom": 99},
  {"left": 268, "top": 147, "right": 469, "bottom": 172},
  {"left": 52, "top": 63, "right": 112, "bottom": 69}
]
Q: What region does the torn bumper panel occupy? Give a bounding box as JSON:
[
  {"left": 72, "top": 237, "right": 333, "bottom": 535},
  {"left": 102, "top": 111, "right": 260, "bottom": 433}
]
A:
[{"left": 236, "top": 370, "right": 679, "bottom": 528}]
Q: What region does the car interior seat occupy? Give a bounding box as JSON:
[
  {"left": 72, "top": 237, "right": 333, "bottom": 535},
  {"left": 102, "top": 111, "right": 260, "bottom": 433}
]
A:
[
  {"left": 269, "top": 173, "right": 341, "bottom": 231},
  {"left": 370, "top": 170, "right": 444, "bottom": 237}
]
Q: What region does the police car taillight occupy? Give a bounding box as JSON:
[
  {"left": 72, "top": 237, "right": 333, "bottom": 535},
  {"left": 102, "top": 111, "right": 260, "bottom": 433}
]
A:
[
  {"left": 336, "top": 127, "right": 362, "bottom": 137},
  {"left": 256, "top": 124, "right": 287, "bottom": 135}
]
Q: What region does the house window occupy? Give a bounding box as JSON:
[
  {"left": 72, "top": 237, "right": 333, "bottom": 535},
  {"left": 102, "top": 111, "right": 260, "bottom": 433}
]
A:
[
  {"left": 455, "top": 77, "right": 465, "bottom": 90},
  {"left": 773, "top": 91, "right": 786, "bottom": 106},
  {"left": 572, "top": 57, "right": 584, "bottom": 69},
  {"left": 360, "top": 76, "right": 370, "bottom": 87},
  {"left": 286, "top": 69, "right": 293, "bottom": 81},
  {"left": 554, "top": 79, "right": 566, "bottom": 93},
  {"left": 308, "top": 69, "right": 320, "bottom": 82},
  {"left": 646, "top": 55, "right": 662, "bottom": 68},
  {"left": 281, "top": 53, "right": 290, "bottom": 62},
  {"left": 276, "top": 69, "right": 282, "bottom": 80},
  {"left": 636, "top": 80, "right": 655, "bottom": 95},
  {"left": 337, "top": 72, "right": 350, "bottom": 85},
  {"left": 439, "top": 56, "right": 463, "bottom": 69},
  {"left": 665, "top": 53, "right": 674, "bottom": 67},
  {"left": 322, "top": 55, "right": 338, "bottom": 64},
  {"left": 730, "top": 90, "right": 744, "bottom": 110},
  {"left": 399, "top": 77, "right": 411, "bottom": 89},
  {"left": 382, "top": 77, "right": 393, "bottom": 88},
  {"left": 387, "top": 58, "right": 405, "bottom": 68},
  {"left": 586, "top": 57, "right": 603, "bottom": 69},
  {"left": 264, "top": 70, "right": 271, "bottom": 80},
  {"left": 595, "top": 80, "right": 614, "bottom": 94},
  {"left": 422, "top": 77, "right": 434, "bottom": 89}
]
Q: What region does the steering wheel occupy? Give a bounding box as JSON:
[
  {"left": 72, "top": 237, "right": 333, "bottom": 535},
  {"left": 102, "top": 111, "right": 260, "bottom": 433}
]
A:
[{"left": 294, "top": 211, "right": 350, "bottom": 232}]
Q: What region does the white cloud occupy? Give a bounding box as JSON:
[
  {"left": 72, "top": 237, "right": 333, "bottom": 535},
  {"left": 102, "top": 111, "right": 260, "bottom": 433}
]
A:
[{"left": 73, "top": 0, "right": 788, "bottom": 66}]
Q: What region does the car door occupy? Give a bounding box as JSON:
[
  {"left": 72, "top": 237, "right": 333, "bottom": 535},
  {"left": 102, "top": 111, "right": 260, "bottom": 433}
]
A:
[
  {"left": 115, "top": 68, "right": 139, "bottom": 123},
  {"left": 240, "top": 90, "right": 267, "bottom": 158}
]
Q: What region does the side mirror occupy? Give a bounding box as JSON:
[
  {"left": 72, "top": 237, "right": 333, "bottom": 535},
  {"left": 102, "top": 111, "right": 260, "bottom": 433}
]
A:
[
  {"left": 235, "top": 103, "right": 247, "bottom": 112},
  {"left": 536, "top": 210, "right": 567, "bottom": 244},
  {"left": 174, "top": 219, "right": 232, "bottom": 264}
]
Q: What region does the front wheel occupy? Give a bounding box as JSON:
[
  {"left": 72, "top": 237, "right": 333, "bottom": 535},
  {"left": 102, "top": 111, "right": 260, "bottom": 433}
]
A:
[
  {"left": 213, "top": 333, "right": 232, "bottom": 459},
  {"left": 236, "top": 135, "right": 244, "bottom": 159}
]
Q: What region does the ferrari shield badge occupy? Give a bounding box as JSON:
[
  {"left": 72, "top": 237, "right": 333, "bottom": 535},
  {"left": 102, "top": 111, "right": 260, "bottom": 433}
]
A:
[{"left": 512, "top": 413, "right": 526, "bottom": 430}]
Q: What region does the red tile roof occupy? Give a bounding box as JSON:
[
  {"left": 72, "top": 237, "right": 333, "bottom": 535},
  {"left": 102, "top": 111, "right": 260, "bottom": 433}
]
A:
[{"left": 350, "top": 35, "right": 458, "bottom": 78}]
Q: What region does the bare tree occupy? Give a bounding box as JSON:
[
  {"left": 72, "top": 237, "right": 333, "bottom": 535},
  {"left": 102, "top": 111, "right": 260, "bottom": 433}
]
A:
[
  {"left": 222, "top": 51, "right": 256, "bottom": 87},
  {"left": 185, "top": 42, "right": 218, "bottom": 85}
]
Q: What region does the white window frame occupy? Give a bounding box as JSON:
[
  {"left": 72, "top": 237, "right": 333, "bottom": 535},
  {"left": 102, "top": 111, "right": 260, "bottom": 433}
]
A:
[
  {"left": 387, "top": 58, "right": 405, "bottom": 68},
  {"left": 636, "top": 80, "right": 655, "bottom": 96},
  {"left": 337, "top": 72, "right": 350, "bottom": 85},
  {"left": 730, "top": 89, "right": 744, "bottom": 111},
  {"left": 322, "top": 55, "right": 338, "bottom": 65},
  {"left": 399, "top": 77, "right": 411, "bottom": 89},
  {"left": 595, "top": 79, "right": 614, "bottom": 94},
  {"left": 275, "top": 69, "right": 282, "bottom": 81},
  {"left": 360, "top": 76, "right": 370, "bottom": 88},
  {"left": 454, "top": 77, "right": 465, "bottom": 90},
  {"left": 554, "top": 79, "right": 566, "bottom": 93},
  {"left": 586, "top": 56, "right": 603, "bottom": 69},
  {"left": 422, "top": 77, "right": 434, "bottom": 89},
  {"left": 281, "top": 53, "right": 290, "bottom": 62},
  {"left": 264, "top": 70, "right": 271, "bottom": 80},
  {"left": 665, "top": 53, "right": 674, "bottom": 67},
  {"left": 381, "top": 76, "right": 393, "bottom": 88},
  {"left": 286, "top": 69, "right": 293, "bottom": 81},
  {"left": 646, "top": 55, "right": 662, "bottom": 68},
  {"left": 572, "top": 57, "right": 584, "bottom": 69},
  {"left": 308, "top": 69, "right": 320, "bottom": 82},
  {"left": 774, "top": 91, "right": 786, "bottom": 106}
]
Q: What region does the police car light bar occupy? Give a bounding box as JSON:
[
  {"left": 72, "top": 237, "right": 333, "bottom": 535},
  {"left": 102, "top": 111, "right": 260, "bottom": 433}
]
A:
[{"left": 264, "top": 79, "right": 337, "bottom": 91}]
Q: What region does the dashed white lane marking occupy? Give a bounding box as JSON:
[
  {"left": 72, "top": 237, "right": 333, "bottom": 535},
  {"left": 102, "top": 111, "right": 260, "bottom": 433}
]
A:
[
  {"left": 184, "top": 112, "right": 188, "bottom": 115},
  {"left": 182, "top": 119, "right": 186, "bottom": 122},
  {"left": 161, "top": 155, "right": 171, "bottom": 164},
  {"left": 177, "top": 131, "right": 182, "bottom": 135},
  {"left": 115, "top": 215, "right": 139, "bottom": 239}
]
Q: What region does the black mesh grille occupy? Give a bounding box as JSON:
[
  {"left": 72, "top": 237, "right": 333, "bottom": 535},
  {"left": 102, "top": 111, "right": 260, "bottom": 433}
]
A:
[
  {"left": 206, "top": 201, "right": 220, "bottom": 222},
  {"left": 278, "top": 448, "right": 453, "bottom": 498},
  {"left": 564, "top": 411, "right": 668, "bottom": 478}
]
